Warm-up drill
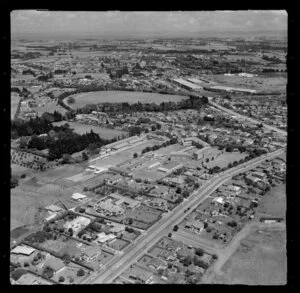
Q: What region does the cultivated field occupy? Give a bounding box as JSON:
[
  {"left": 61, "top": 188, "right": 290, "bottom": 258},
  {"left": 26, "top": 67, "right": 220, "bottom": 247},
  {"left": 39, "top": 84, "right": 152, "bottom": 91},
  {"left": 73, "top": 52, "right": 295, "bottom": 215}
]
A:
[
  {"left": 11, "top": 93, "right": 21, "bottom": 120},
  {"left": 52, "top": 121, "right": 127, "bottom": 140},
  {"left": 211, "top": 228, "right": 286, "bottom": 285},
  {"left": 64, "top": 90, "right": 188, "bottom": 108}
]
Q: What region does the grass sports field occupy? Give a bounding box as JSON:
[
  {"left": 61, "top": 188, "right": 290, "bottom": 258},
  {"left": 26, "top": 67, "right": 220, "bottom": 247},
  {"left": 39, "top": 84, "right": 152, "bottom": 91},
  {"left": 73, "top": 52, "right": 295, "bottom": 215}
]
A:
[
  {"left": 11, "top": 93, "right": 20, "bottom": 120},
  {"left": 64, "top": 90, "right": 188, "bottom": 108},
  {"left": 52, "top": 121, "right": 127, "bottom": 140}
]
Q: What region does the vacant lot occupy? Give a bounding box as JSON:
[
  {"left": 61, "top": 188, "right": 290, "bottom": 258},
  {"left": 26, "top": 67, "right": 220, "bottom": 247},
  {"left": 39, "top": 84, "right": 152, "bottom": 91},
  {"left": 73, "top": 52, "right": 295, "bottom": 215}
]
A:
[
  {"left": 64, "top": 91, "right": 187, "bottom": 108},
  {"left": 52, "top": 121, "right": 127, "bottom": 140},
  {"left": 10, "top": 188, "right": 56, "bottom": 231},
  {"left": 204, "top": 73, "right": 286, "bottom": 93},
  {"left": 107, "top": 238, "right": 130, "bottom": 251},
  {"left": 211, "top": 228, "right": 286, "bottom": 285},
  {"left": 11, "top": 93, "right": 20, "bottom": 120},
  {"left": 257, "top": 184, "right": 286, "bottom": 218}
]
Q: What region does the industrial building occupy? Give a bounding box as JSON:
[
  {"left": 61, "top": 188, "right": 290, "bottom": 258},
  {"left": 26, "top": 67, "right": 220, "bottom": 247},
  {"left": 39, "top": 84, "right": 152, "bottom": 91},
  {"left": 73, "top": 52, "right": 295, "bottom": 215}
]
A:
[{"left": 172, "top": 78, "right": 203, "bottom": 91}]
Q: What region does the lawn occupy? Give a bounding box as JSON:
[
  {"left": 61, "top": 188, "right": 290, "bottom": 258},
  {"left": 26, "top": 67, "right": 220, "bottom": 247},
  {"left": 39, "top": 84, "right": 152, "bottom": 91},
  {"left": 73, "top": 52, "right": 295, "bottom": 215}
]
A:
[
  {"left": 257, "top": 184, "right": 286, "bottom": 218},
  {"left": 52, "top": 121, "right": 127, "bottom": 140},
  {"left": 33, "top": 101, "right": 67, "bottom": 116},
  {"left": 64, "top": 90, "right": 187, "bottom": 108},
  {"left": 126, "top": 205, "right": 162, "bottom": 224},
  {"left": 211, "top": 228, "right": 286, "bottom": 285},
  {"left": 107, "top": 238, "right": 130, "bottom": 251},
  {"left": 205, "top": 151, "right": 248, "bottom": 169}
]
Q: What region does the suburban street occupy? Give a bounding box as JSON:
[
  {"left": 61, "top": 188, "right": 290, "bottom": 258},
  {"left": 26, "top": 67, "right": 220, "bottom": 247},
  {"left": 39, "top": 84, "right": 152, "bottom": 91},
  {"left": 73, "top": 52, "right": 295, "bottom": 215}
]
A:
[{"left": 83, "top": 148, "right": 284, "bottom": 284}]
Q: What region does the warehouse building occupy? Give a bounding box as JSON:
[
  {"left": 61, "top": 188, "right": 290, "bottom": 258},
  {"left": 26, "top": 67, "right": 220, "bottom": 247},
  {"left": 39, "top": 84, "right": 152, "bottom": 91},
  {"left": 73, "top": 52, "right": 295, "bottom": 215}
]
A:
[{"left": 172, "top": 78, "right": 203, "bottom": 91}]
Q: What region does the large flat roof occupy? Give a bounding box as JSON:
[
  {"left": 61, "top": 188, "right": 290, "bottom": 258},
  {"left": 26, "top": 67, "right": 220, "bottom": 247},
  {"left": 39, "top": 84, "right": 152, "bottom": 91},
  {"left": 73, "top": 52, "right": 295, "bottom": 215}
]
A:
[
  {"left": 173, "top": 78, "right": 202, "bottom": 89},
  {"left": 11, "top": 245, "right": 35, "bottom": 255}
]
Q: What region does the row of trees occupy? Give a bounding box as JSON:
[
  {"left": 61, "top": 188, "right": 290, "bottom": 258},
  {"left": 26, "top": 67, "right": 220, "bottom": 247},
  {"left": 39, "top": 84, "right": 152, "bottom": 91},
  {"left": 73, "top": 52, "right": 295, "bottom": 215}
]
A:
[
  {"left": 141, "top": 138, "right": 177, "bottom": 154},
  {"left": 11, "top": 111, "right": 64, "bottom": 138},
  {"left": 48, "top": 129, "right": 112, "bottom": 160},
  {"left": 60, "top": 95, "right": 208, "bottom": 116}
]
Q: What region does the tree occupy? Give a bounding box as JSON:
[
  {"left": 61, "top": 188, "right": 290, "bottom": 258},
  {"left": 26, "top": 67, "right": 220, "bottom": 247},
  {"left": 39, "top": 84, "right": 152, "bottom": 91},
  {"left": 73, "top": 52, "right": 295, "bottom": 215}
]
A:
[
  {"left": 182, "top": 189, "right": 190, "bottom": 198},
  {"left": 128, "top": 218, "right": 133, "bottom": 225},
  {"left": 77, "top": 269, "right": 85, "bottom": 277},
  {"left": 68, "top": 228, "right": 73, "bottom": 236},
  {"left": 182, "top": 255, "right": 193, "bottom": 266},
  {"left": 62, "top": 253, "right": 71, "bottom": 264},
  {"left": 173, "top": 225, "right": 178, "bottom": 232},
  {"left": 195, "top": 248, "right": 204, "bottom": 257},
  {"left": 82, "top": 152, "right": 89, "bottom": 161},
  {"left": 67, "top": 97, "right": 75, "bottom": 104},
  {"left": 133, "top": 152, "right": 138, "bottom": 158},
  {"left": 59, "top": 276, "right": 65, "bottom": 282},
  {"left": 19, "top": 137, "right": 27, "bottom": 149},
  {"left": 43, "top": 266, "right": 54, "bottom": 279}
]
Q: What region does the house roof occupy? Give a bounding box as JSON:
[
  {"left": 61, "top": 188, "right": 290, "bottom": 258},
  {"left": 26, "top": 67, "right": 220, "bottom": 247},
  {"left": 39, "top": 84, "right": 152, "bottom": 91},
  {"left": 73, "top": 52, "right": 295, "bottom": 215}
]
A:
[
  {"left": 45, "top": 204, "right": 63, "bottom": 213},
  {"left": 72, "top": 193, "right": 87, "bottom": 200},
  {"left": 11, "top": 245, "right": 35, "bottom": 256}
]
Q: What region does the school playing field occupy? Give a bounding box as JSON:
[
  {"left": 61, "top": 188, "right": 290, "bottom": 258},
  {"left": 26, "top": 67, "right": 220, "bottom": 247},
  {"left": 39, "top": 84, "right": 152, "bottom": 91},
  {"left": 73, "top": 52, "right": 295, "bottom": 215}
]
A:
[
  {"left": 64, "top": 90, "right": 188, "bottom": 108},
  {"left": 11, "top": 93, "right": 21, "bottom": 120},
  {"left": 52, "top": 121, "right": 127, "bottom": 140}
]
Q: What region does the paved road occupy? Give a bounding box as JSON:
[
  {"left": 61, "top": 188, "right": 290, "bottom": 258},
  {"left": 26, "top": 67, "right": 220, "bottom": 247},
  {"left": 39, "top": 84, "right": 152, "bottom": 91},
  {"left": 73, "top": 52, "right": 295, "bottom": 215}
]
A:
[
  {"left": 84, "top": 148, "right": 284, "bottom": 284},
  {"left": 209, "top": 100, "right": 287, "bottom": 136}
]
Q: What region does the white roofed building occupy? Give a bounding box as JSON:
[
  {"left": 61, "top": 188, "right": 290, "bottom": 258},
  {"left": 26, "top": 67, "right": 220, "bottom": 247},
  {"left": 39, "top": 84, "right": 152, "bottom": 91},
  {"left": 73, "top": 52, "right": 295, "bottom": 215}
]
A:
[{"left": 11, "top": 245, "right": 36, "bottom": 256}]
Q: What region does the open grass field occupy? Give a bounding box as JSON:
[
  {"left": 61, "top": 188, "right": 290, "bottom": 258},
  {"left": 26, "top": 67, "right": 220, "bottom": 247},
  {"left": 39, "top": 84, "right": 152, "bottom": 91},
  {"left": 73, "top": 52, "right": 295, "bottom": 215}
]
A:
[
  {"left": 203, "top": 73, "right": 286, "bottom": 93},
  {"left": 211, "top": 227, "right": 286, "bottom": 285},
  {"left": 205, "top": 151, "right": 248, "bottom": 169},
  {"left": 11, "top": 93, "right": 21, "bottom": 120},
  {"left": 10, "top": 188, "right": 56, "bottom": 231},
  {"left": 257, "top": 184, "right": 286, "bottom": 218},
  {"left": 107, "top": 238, "right": 130, "bottom": 251},
  {"left": 64, "top": 90, "right": 188, "bottom": 108},
  {"left": 10, "top": 164, "right": 87, "bottom": 231},
  {"left": 33, "top": 101, "right": 67, "bottom": 116},
  {"left": 52, "top": 121, "right": 127, "bottom": 140}
]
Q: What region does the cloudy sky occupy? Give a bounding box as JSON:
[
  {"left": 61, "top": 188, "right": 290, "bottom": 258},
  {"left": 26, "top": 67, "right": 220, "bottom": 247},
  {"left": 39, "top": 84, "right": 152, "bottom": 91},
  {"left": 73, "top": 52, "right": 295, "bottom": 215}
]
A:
[{"left": 11, "top": 10, "right": 287, "bottom": 38}]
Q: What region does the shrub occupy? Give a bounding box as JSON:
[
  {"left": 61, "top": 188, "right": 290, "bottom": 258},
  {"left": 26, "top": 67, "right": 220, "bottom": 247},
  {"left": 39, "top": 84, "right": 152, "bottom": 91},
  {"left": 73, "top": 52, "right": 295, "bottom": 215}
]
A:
[
  {"left": 11, "top": 269, "right": 27, "bottom": 281},
  {"left": 23, "top": 262, "right": 29, "bottom": 267}
]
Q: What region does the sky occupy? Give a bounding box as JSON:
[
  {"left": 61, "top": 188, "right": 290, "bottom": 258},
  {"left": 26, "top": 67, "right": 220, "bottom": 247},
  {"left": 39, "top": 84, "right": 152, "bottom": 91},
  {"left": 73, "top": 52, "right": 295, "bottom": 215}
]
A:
[{"left": 11, "top": 10, "right": 287, "bottom": 39}]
